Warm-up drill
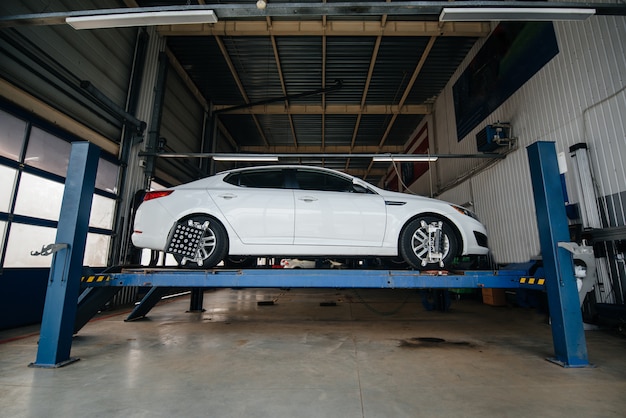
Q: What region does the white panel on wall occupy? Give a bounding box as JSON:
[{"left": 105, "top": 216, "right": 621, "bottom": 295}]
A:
[
  {"left": 437, "top": 181, "right": 473, "bottom": 211},
  {"left": 585, "top": 89, "right": 626, "bottom": 227},
  {"left": 472, "top": 152, "right": 541, "bottom": 264},
  {"left": 429, "top": 16, "right": 625, "bottom": 302}
]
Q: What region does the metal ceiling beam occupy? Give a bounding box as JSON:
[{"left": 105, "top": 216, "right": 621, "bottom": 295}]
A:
[
  {"left": 145, "top": 150, "right": 503, "bottom": 159},
  {"left": 212, "top": 103, "right": 431, "bottom": 115},
  {"left": 216, "top": 119, "right": 239, "bottom": 151},
  {"left": 214, "top": 35, "right": 270, "bottom": 147},
  {"left": 269, "top": 25, "right": 299, "bottom": 147},
  {"left": 346, "top": 1, "right": 388, "bottom": 171},
  {"left": 377, "top": 36, "right": 437, "bottom": 149},
  {"left": 159, "top": 20, "right": 491, "bottom": 37},
  {"left": 2, "top": 3, "right": 625, "bottom": 28},
  {"left": 165, "top": 47, "right": 208, "bottom": 111},
  {"left": 239, "top": 145, "right": 405, "bottom": 153},
  {"left": 366, "top": 35, "right": 437, "bottom": 178}
]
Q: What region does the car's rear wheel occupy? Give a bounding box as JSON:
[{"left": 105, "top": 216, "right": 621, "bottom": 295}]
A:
[
  {"left": 399, "top": 216, "right": 459, "bottom": 270},
  {"left": 173, "top": 215, "right": 228, "bottom": 268}
]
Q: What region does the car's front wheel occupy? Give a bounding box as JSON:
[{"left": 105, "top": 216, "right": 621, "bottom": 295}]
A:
[
  {"left": 399, "top": 216, "right": 459, "bottom": 269},
  {"left": 173, "top": 216, "right": 228, "bottom": 268}
]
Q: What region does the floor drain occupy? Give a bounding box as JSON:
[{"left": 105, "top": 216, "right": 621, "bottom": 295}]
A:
[
  {"left": 399, "top": 337, "right": 473, "bottom": 348},
  {"left": 416, "top": 337, "right": 446, "bottom": 343}
]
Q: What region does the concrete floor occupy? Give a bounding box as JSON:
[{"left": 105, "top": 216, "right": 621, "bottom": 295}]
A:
[{"left": 1, "top": 288, "right": 625, "bottom": 418}]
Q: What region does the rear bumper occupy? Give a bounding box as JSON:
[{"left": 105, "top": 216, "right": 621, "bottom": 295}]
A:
[{"left": 131, "top": 202, "right": 174, "bottom": 250}]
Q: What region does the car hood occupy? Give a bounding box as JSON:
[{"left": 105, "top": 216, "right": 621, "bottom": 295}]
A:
[{"left": 374, "top": 187, "right": 447, "bottom": 206}]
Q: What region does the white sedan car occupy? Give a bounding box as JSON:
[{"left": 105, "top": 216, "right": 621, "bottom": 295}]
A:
[{"left": 132, "top": 165, "right": 489, "bottom": 269}]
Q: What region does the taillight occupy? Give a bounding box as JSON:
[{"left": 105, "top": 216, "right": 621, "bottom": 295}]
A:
[{"left": 143, "top": 190, "right": 173, "bottom": 201}]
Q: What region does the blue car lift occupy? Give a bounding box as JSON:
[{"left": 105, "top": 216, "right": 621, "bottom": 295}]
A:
[{"left": 31, "top": 141, "right": 589, "bottom": 368}]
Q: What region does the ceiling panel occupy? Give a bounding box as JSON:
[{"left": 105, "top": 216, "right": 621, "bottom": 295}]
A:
[{"left": 137, "top": 1, "right": 486, "bottom": 183}]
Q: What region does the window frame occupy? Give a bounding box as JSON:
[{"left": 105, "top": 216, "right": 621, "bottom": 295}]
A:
[
  {"left": 0, "top": 102, "right": 120, "bottom": 269},
  {"left": 224, "top": 168, "right": 287, "bottom": 189},
  {"left": 292, "top": 168, "right": 376, "bottom": 194}
]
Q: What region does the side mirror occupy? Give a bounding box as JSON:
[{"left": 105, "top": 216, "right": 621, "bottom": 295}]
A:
[{"left": 351, "top": 179, "right": 370, "bottom": 194}]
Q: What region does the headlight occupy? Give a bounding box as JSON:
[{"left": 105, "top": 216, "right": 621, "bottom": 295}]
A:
[{"left": 451, "top": 204, "right": 480, "bottom": 221}]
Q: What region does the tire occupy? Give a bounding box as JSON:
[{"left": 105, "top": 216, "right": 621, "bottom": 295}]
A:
[
  {"left": 399, "top": 216, "right": 460, "bottom": 270},
  {"left": 173, "top": 216, "right": 228, "bottom": 268}
]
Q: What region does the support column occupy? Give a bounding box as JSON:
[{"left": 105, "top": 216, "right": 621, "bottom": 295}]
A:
[
  {"left": 116, "top": 26, "right": 166, "bottom": 265},
  {"left": 189, "top": 288, "right": 205, "bottom": 312},
  {"left": 31, "top": 142, "right": 100, "bottom": 368},
  {"left": 526, "top": 141, "right": 589, "bottom": 367}
]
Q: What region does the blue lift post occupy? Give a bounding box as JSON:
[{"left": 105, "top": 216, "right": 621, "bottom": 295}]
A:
[
  {"left": 30, "top": 142, "right": 100, "bottom": 368},
  {"left": 527, "top": 141, "right": 589, "bottom": 367}
]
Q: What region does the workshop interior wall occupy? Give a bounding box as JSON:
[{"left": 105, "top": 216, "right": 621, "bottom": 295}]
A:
[{"left": 426, "top": 16, "right": 626, "bottom": 304}]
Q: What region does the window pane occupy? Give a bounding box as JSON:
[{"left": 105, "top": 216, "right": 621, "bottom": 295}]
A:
[
  {"left": 0, "top": 220, "right": 6, "bottom": 258},
  {"left": 90, "top": 194, "right": 115, "bottom": 230},
  {"left": 296, "top": 170, "right": 352, "bottom": 192},
  {"left": 0, "top": 109, "right": 27, "bottom": 161},
  {"left": 0, "top": 165, "right": 16, "bottom": 212},
  {"left": 228, "top": 169, "right": 284, "bottom": 188},
  {"left": 14, "top": 173, "right": 63, "bottom": 221},
  {"left": 96, "top": 158, "right": 119, "bottom": 194},
  {"left": 4, "top": 223, "right": 56, "bottom": 268},
  {"left": 84, "top": 233, "right": 110, "bottom": 267},
  {"left": 24, "top": 127, "right": 71, "bottom": 177}
]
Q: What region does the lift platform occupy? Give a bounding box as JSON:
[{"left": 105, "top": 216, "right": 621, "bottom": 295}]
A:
[
  {"left": 30, "top": 141, "right": 590, "bottom": 369},
  {"left": 76, "top": 266, "right": 541, "bottom": 322},
  {"left": 80, "top": 267, "right": 536, "bottom": 290}
]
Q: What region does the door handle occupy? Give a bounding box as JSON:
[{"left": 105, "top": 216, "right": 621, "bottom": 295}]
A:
[
  {"left": 218, "top": 193, "right": 237, "bottom": 200},
  {"left": 298, "top": 196, "right": 318, "bottom": 202}
]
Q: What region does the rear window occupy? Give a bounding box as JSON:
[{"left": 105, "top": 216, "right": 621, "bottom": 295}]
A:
[{"left": 224, "top": 169, "right": 285, "bottom": 188}]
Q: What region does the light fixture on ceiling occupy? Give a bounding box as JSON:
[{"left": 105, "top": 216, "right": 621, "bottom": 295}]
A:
[
  {"left": 372, "top": 155, "right": 439, "bottom": 162},
  {"left": 439, "top": 7, "right": 595, "bottom": 22},
  {"left": 66, "top": 10, "right": 218, "bottom": 30},
  {"left": 212, "top": 155, "right": 279, "bottom": 162}
]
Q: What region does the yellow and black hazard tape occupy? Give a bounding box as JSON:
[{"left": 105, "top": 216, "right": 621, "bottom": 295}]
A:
[
  {"left": 519, "top": 277, "right": 546, "bottom": 287},
  {"left": 81, "top": 275, "right": 111, "bottom": 283}
]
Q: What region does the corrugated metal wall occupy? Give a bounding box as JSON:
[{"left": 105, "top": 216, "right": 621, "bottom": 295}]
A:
[
  {"left": 0, "top": 0, "right": 135, "bottom": 141},
  {"left": 161, "top": 68, "right": 205, "bottom": 155},
  {"left": 157, "top": 65, "right": 206, "bottom": 183},
  {"left": 423, "top": 16, "right": 626, "bottom": 303}
]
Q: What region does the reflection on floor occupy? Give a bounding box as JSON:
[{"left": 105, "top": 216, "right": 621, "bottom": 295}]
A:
[{"left": 1, "top": 288, "right": 625, "bottom": 417}]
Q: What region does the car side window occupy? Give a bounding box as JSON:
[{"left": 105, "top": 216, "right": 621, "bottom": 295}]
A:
[
  {"left": 224, "top": 169, "right": 285, "bottom": 188},
  {"left": 295, "top": 170, "right": 354, "bottom": 192}
]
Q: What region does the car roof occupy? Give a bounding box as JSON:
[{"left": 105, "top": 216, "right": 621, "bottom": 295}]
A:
[{"left": 217, "top": 165, "right": 353, "bottom": 178}]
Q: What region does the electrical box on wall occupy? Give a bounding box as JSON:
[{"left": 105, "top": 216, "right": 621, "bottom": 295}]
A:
[{"left": 476, "top": 123, "right": 512, "bottom": 152}]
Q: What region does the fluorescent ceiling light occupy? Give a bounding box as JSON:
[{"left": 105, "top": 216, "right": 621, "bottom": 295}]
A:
[
  {"left": 212, "top": 155, "right": 279, "bottom": 162},
  {"left": 372, "top": 155, "right": 439, "bottom": 162},
  {"left": 439, "top": 7, "right": 595, "bottom": 22},
  {"left": 66, "top": 10, "right": 217, "bottom": 30}
]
